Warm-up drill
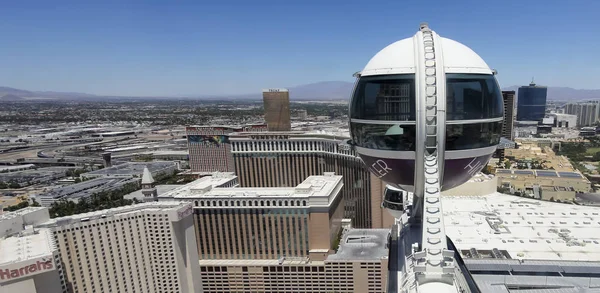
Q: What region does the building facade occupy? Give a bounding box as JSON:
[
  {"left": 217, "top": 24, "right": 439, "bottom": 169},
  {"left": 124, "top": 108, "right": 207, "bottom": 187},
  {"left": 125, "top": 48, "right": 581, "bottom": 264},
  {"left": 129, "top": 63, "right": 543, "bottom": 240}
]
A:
[
  {"left": 229, "top": 131, "right": 389, "bottom": 229},
  {"left": 197, "top": 229, "right": 389, "bottom": 293},
  {"left": 159, "top": 173, "right": 344, "bottom": 260},
  {"left": 37, "top": 202, "right": 202, "bottom": 293},
  {"left": 262, "top": 89, "right": 291, "bottom": 131},
  {"left": 564, "top": 103, "right": 599, "bottom": 127},
  {"left": 547, "top": 113, "right": 577, "bottom": 128},
  {"left": 501, "top": 90, "right": 515, "bottom": 140},
  {"left": 516, "top": 82, "right": 548, "bottom": 121},
  {"left": 186, "top": 124, "right": 267, "bottom": 173}
]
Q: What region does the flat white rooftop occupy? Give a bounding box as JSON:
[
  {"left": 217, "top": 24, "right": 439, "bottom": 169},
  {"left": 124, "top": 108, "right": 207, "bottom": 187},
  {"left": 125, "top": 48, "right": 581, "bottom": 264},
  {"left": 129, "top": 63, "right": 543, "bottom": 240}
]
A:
[
  {"left": 0, "top": 228, "right": 55, "bottom": 266},
  {"left": 161, "top": 173, "right": 341, "bottom": 200},
  {"left": 443, "top": 193, "right": 600, "bottom": 261},
  {"left": 38, "top": 201, "right": 187, "bottom": 227},
  {"left": 0, "top": 164, "right": 35, "bottom": 172},
  {"left": 158, "top": 172, "right": 238, "bottom": 199},
  {"left": 0, "top": 207, "right": 47, "bottom": 222}
]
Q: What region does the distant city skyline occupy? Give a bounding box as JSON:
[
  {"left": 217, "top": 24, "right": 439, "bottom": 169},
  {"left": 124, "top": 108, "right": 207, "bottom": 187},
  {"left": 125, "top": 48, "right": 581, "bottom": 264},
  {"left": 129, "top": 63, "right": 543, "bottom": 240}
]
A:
[{"left": 1, "top": 0, "right": 599, "bottom": 96}]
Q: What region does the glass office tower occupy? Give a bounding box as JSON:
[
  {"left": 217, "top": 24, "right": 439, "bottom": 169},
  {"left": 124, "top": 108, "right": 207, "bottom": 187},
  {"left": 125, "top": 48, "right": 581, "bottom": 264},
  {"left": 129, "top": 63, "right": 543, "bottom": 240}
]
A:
[{"left": 517, "top": 82, "right": 548, "bottom": 121}]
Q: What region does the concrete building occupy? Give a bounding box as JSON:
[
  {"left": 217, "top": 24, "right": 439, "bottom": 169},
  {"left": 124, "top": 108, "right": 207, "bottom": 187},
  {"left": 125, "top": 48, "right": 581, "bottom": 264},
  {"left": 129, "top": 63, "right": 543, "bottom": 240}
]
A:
[
  {"left": 186, "top": 124, "right": 267, "bottom": 173},
  {"left": 262, "top": 89, "right": 291, "bottom": 131},
  {"left": 565, "top": 102, "right": 599, "bottom": 127},
  {"left": 229, "top": 131, "right": 388, "bottom": 229},
  {"left": 501, "top": 90, "right": 515, "bottom": 140},
  {"left": 37, "top": 202, "right": 202, "bottom": 293},
  {"left": 547, "top": 113, "right": 577, "bottom": 128},
  {"left": 296, "top": 109, "right": 308, "bottom": 120},
  {"left": 160, "top": 173, "right": 343, "bottom": 260},
  {"left": 443, "top": 193, "right": 600, "bottom": 261},
  {"left": 82, "top": 161, "right": 177, "bottom": 180},
  {"left": 495, "top": 169, "right": 591, "bottom": 200},
  {"left": 35, "top": 177, "right": 139, "bottom": 207},
  {"left": 156, "top": 172, "right": 239, "bottom": 202},
  {"left": 138, "top": 172, "right": 389, "bottom": 292},
  {"left": 197, "top": 228, "right": 389, "bottom": 293},
  {"left": 0, "top": 208, "right": 64, "bottom": 293}
]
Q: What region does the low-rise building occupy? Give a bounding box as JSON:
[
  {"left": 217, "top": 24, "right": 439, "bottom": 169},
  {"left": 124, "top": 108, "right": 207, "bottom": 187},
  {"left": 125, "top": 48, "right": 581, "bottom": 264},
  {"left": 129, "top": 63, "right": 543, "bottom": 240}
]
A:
[
  {"left": 0, "top": 208, "right": 64, "bottom": 293},
  {"left": 35, "top": 177, "right": 139, "bottom": 207},
  {"left": 81, "top": 161, "right": 176, "bottom": 180},
  {"left": 443, "top": 193, "right": 600, "bottom": 261},
  {"left": 495, "top": 169, "right": 591, "bottom": 200}
]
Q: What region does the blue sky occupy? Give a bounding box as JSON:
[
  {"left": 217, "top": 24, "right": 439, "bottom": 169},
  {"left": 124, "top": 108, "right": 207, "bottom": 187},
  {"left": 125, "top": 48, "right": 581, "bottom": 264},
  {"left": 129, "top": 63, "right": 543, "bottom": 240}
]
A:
[{"left": 0, "top": 0, "right": 598, "bottom": 97}]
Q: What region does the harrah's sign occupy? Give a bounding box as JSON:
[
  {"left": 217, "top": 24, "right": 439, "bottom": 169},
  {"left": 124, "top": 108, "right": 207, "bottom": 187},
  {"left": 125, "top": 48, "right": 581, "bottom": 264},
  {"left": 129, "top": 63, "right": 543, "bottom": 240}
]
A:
[{"left": 0, "top": 258, "right": 53, "bottom": 282}]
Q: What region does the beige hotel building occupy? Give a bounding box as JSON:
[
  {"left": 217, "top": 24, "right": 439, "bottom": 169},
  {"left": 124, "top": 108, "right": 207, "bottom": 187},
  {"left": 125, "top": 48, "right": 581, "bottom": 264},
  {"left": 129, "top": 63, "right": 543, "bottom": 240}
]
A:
[
  {"left": 158, "top": 172, "right": 390, "bottom": 293},
  {"left": 37, "top": 202, "right": 203, "bottom": 293},
  {"left": 186, "top": 124, "right": 267, "bottom": 173},
  {"left": 229, "top": 131, "right": 392, "bottom": 229}
]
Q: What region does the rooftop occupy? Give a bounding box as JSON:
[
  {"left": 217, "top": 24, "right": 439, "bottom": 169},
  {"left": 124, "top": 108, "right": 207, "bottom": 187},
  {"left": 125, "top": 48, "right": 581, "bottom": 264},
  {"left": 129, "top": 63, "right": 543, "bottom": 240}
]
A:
[
  {"left": 37, "top": 201, "right": 188, "bottom": 228},
  {"left": 229, "top": 130, "right": 351, "bottom": 140},
  {"left": 328, "top": 229, "right": 390, "bottom": 261},
  {"left": 125, "top": 184, "right": 181, "bottom": 201},
  {"left": 0, "top": 228, "right": 56, "bottom": 266},
  {"left": 36, "top": 177, "right": 139, "bottom": 200},
  {"left": 0, "top": 207, "right": 47, "bottom": 222},
  {"left": 157, "top": 172, "right": 238, "bottom": 199},
  {"left": 495, "top": 169, "right": 586, "bottom": 180},
  {"left": 443, "top": 193, "right": 600, "bottom": 261},
  {"left": 83, "top": 161, "right": 175, "bottom": 177},
  {"left": 161, "top": 172, "right": 341, "bottom": 200},
  {"left": 465, "top": 259, "right": 600, "bottom": 293},
  {"left": 0, "top": 164, "right": 35, "bottom": 172}
]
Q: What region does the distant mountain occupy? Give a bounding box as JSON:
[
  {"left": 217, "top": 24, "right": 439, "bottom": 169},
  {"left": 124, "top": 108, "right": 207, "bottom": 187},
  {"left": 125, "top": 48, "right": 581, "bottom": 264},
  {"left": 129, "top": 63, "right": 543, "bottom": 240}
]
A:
[
  {"left": 3, "top": 82, "right": 600, "bottom": 102},
  {"left": 0, "top": 86, "right": 33, "bottom": 97},
  {"left": 0, "top": 94, "right": 24, "bottom": 101},
  {"left": 502, "top": 86, "right": 600, "bottom": 101},
  {"left": 0, "top": 86, "right": 97, "bottom": 100},
  {"left": 34, "top": 91, "right": 97, "bottom": 98}
]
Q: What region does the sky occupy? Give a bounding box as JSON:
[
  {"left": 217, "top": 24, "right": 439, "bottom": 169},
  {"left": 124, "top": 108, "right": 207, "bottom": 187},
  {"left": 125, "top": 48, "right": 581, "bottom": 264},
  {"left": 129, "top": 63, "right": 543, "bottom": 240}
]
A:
[{"left": 0, "top": 0, "right": 599, "bottom": 97}]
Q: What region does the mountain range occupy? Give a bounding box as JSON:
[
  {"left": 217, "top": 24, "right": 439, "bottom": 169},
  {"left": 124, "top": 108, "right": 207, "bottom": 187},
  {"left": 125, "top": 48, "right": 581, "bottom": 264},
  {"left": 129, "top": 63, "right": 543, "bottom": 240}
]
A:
[{"left": 2, "top": 83, "right": 600, "bottom": 101}]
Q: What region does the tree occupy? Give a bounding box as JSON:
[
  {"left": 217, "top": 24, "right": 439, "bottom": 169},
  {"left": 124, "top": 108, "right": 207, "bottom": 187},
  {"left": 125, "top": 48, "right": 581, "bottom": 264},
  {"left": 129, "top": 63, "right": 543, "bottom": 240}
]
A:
[
  {"left": 504, "top": 161, "right": 511, "bottom": 169},
  {"left": 31, "top": 198, "right": 41, "bottom": 207},
  {"left": 593, "top": 151, "right": 600, "bottom": 162}
]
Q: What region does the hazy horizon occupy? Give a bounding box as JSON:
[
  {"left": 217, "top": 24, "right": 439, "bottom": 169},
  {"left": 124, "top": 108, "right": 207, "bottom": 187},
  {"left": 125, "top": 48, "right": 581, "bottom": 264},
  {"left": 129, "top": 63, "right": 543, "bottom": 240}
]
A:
[{"left": 1, "top": 0, "right": 599, "bottom": 96}]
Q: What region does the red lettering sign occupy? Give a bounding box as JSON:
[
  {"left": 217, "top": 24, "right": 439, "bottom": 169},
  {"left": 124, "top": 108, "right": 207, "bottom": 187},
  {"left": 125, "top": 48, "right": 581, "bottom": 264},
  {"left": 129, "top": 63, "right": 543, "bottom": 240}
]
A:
[{"left": 0, "top": 258, "right": 53, "bottom": 281}]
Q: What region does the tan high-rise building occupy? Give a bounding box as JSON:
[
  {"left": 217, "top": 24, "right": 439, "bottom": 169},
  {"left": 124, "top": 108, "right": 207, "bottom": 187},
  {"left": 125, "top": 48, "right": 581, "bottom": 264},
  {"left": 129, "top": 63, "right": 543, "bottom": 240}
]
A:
[
  {"left": 157, "top": 173, "right": 389, "bottom": 293},
  {"left": 502, "top": 91, "right": 515, "bottom": 140},
  {"left": 229, "top": 131, "right": 390, "bottom": 229},
  {"left": 37, "top": 202, "right": 202, "bottom": 293},
  {"left": 186, "top": 124, "right": 267, "bottom": 173},
  {"left": 196, "top": 228, "right": 389, "bottom": 293},
  {"left": 262, "top": 89, "right": 291, "bottom": 131},
  {"left": 160, "top": 172, "right": 344, "bottom": 260}
]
